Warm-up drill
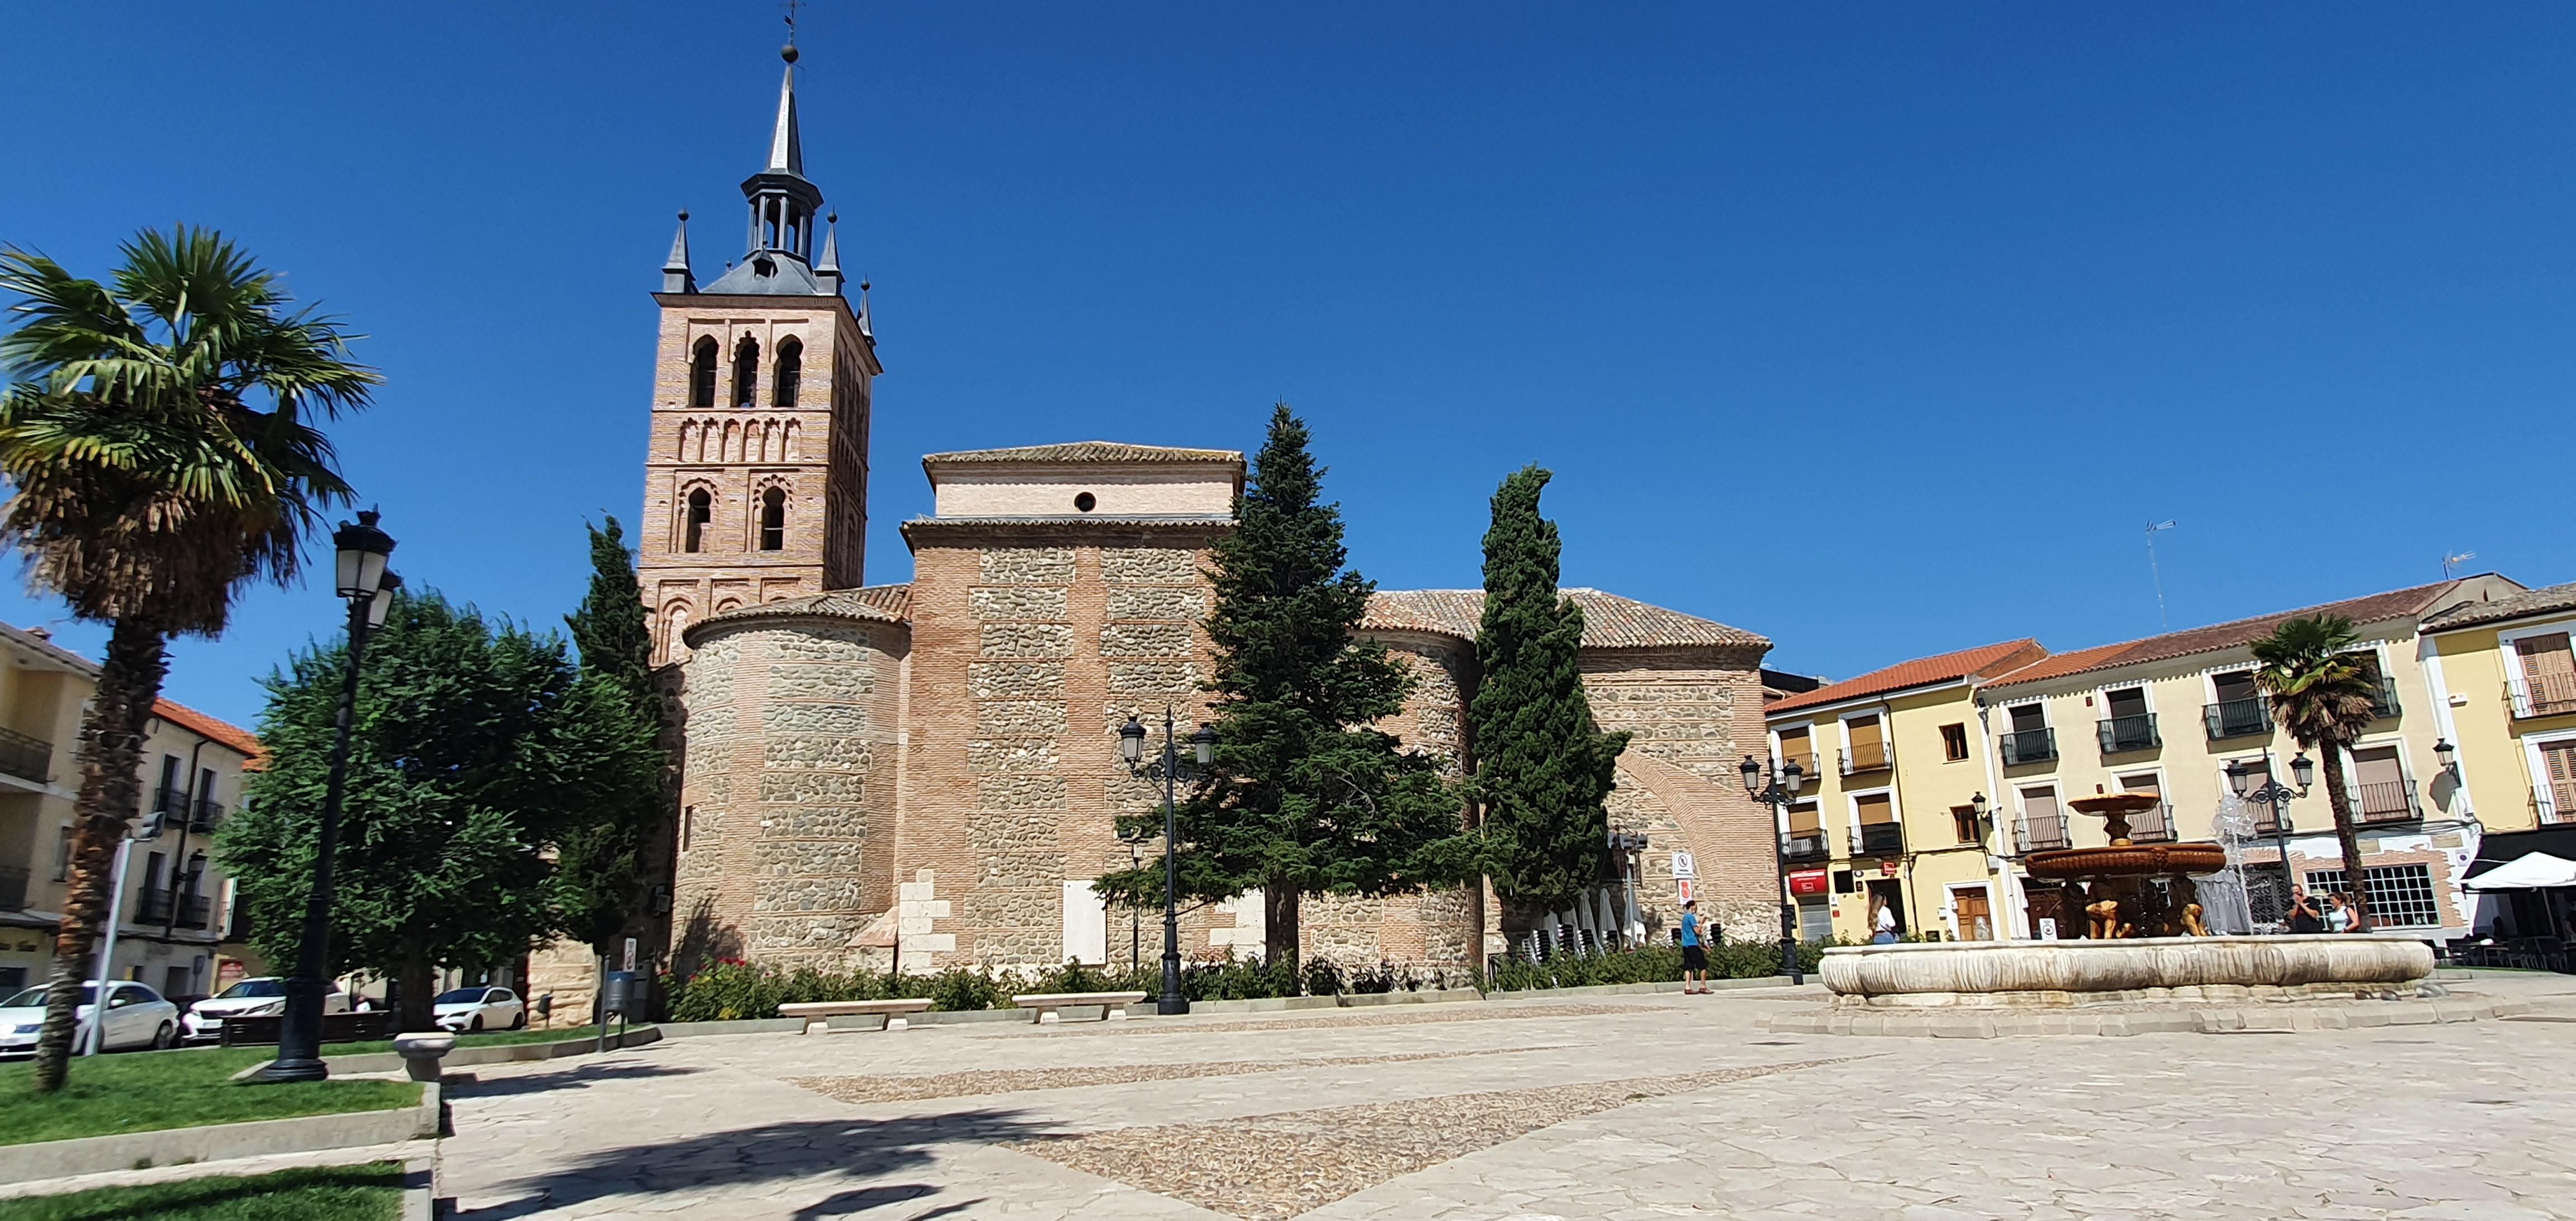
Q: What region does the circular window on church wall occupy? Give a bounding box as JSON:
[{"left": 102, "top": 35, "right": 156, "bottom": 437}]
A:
[{"left": 1073, "top": 491, "right": 1097, "bottom": 512}]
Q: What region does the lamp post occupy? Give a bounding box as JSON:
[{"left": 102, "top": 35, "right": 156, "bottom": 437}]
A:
[
  {"left": 1607, "top": 831, "right": 1648, "bottom": 949},
  {"left": 2227, "top": 750, "right": 2312, "bottom": 930},
  {"left": 1739, "top": 754, "right": 1808, "bottom": 986},
  {"left": 1118, "top": 706, "right": 1215, "bottom": 1016},
  {"left": 261, "top": 511, "right": 397, "bottom": 1083}
]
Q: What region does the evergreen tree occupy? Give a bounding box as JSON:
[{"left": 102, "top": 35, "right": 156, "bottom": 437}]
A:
[
  {"left": 1470, "top": 467, "right": 1630, "bottom": 923},
  {"left": 1097, "top": 405, "right": 1467, "bottom": 966},
  {"left": 215, "top": 590, "right": 654, "bottom": 1030},
  {"left": 552, "top": 517, "right": 673, "bottom": 955}
]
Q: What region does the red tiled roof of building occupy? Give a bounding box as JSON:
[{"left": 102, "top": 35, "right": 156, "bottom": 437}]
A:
[
  {"left": 1765, "top": 639, "right": 2047, "bottom": 716},
  {"left": 1362, "top": 589, "right": 1767, "bottom": 650},
  {"left": 1984, "top": 579, "right": 2475, "bottom": 690},
  {"left": 153, "top": 697, "right": 263, "bottom": 767},
  {"left": 686, "top": 584, "right": 914, "bottom": 642}
]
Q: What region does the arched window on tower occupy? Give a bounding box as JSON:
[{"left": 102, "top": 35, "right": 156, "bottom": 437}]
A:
[
  {"left": 773, "top": 338, "right": 802, "bottom": 407},
  {"left": 689, "top": 338, "right": 718, "bottom": 409},
  {"left": 732, "top": 337, "right": 760, "bottom": 408},
  {"left": 758, "top": 487, "right": 787, "bottom": 551},
  {"left": 683, "top": 488, "right": 712, "bottom": 553}
]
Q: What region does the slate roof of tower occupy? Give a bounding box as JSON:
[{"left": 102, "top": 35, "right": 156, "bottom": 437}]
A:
[
  {"left": 2421, "top": 580, "right": 2576, "bottom": 632},
  {"left": 921, "top": 441, "right": 1244, "bottom": 466},
  {"left": 1362, "top": 589, "right": 1767, "bottom": 650},
  {"left": 1765, "top": 639, "right": 2048, "bottom": 716}
]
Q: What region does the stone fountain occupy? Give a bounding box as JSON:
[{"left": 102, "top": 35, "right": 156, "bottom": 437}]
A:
[{"left": 1815, "top": 792, "right": 2434, "bottom": 1012}]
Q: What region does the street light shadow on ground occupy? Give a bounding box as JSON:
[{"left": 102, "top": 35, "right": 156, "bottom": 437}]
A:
[
  {"left": 462, "top": 1111, "right": 1050, "bottom": 1217},
  {"left": 789, "top": 1181, "right": 982, "bottom": 1219},
  {"left": 447, "top": 1060, "right": 705, "bottom": 1100}
]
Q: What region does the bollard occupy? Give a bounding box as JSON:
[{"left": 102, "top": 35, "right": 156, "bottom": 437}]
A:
[{"left": 392, "top": 1032, "right": 457, "bottom": 1083}]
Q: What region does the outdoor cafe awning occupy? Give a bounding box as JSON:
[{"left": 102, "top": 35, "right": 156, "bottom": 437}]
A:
[{"left": 2463, "top": 851, "right": 2576, "bottom": 892}]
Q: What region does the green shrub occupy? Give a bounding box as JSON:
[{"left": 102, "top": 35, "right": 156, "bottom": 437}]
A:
[{"left": 1486, "top": 937, "right": 1827, "bottom": 992}]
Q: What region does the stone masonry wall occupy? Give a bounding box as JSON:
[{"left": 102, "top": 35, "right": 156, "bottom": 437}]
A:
[{"left": 1581, "top": 646, "right": 1776, "bottom": 945}]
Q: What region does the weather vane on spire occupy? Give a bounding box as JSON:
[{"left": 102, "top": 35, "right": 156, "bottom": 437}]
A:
[{"left": 783, "top": 0, "right": 802, "bottom": 61}]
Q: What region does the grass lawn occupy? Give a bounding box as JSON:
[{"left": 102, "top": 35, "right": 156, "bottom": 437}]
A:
[
  {"left": 0, "top": 1049, "right": 419, "bottom": 1147},
  {"left": 0, "top": 1161, "right": 402, "bottom": 1220}
]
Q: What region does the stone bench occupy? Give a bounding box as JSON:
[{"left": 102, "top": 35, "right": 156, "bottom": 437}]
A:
[
  {"left": 1011, "top": 991, "right": 1149, "bottom": 1025},
  {"left": 778, "top": 998, "right": 934, "bottom": 1035}
]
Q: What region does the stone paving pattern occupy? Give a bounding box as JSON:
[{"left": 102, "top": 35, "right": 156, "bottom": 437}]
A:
[{"left": 434, "top": 971, "right": 2576, "bottom": 1219}]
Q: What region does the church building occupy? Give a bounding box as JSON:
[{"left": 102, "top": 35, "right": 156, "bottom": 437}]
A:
[{"left": 643, "top": 53, "right": 1781, "bottom": 979}]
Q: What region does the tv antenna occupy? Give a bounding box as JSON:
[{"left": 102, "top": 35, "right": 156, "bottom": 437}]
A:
[
  {"left": 2443, "top": 550, "right": 2476, "bottom": 578},
  {"left": 2145, "top": 519, "right": 2177, "bottom": 630}
]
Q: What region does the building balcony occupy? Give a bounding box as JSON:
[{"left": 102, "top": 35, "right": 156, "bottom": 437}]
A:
[
  {"left": 1839, "top": 745, "right": 1892, "bottom": 776},
  {"left": 136, "top": 889, "right": 212, "bottom": 930},
  {"left": 2509, "top": 674, "right": 2576, "bottom": 720},
  {"left": 2203, "top": 697, "right": 2272, "bottom": 740},
  {"left": 1783, "top": 832, "right": 1831, "bottom": 863},
  {"left": 2096, "top": 713, "right": 2161, "bottom": 754},
  {"left": 2016, "top": 815, "right": 2069, "bottom": 853},
  {"left": 2354, "top": 780, "right": 2419, "bottom": 825},
  {"left": 2539, "top": 792, "right": 2574, "bottom": 826},
  {"left": 0, "top": 865, "right": 26, "bottom": 911},
  {"left": 1857, "top": 822, "right": 1904, "bottom": 857},
  {"left": 1999, "top": 728, "right": 2057, "bottom": 766},
  {"left": 0, "top": 727, "right": 52, "bottom": 784},
  {"left": 2369, "top": 676, "right": 2400, "bottom": 721},
  {"left": 1774, "top": 752, "right": 1819, "bottom": 788},
  {"left": 2125, "top": 801, "right": 2175, "bottom": 843},
  {"left": 191, "top": 798, "right": 222, "bottom": 833}
]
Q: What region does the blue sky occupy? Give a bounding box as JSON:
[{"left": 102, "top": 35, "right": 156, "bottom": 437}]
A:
[{"left": 4, "top": 4, "right": 2573, "bottom": 727}]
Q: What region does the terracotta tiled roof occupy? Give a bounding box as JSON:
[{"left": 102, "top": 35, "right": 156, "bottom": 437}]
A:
[
  {"left": 1765, "top": 639, "right": 2047, "bottom": 716},
  {"left": 1985, "top": 579, "right": 2473, "bottom": 690},
  {"left": 2422, "top": 580, "right": 2576, "bottom": 633},
  {"left": 921, "top": 441, "right": 1243, "bottom": 466},
  {"left": 687, "top": 584, "right": 914, "bottom": 640},
  {"left": 153, "top": 697, "right": 263, "bottom": 765},
  {"left": 1362, "top": 589, "right": 1767, "bottom": 651}
]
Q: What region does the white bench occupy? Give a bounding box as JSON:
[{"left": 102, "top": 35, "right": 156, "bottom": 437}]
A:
[
  {"left": 778, "top": 998, "right": 934, "bottom": 1035},
  {"left": 1011, "top": 991, "right": 1149, "bottom": 1024}
]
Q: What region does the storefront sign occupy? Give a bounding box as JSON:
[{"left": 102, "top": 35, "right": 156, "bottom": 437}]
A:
[
  {"left": 1788, "top": 868, "right": 1829, "bottom": 897},
  {"left": 1879, "top": 860, "right": 1898, "bottom": 876}
]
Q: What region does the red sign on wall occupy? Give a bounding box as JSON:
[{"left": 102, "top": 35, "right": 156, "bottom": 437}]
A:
[{"left": 1788, "top": 868, "right": 1830, "bottom": 897}]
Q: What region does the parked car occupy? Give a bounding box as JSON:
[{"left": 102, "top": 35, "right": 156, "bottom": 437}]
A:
[
  {"left": 433, "top": 986, "right": 526, "bottom": 1032},
  {"left": 0, "top": 981, "right": 180, "bottom": 1056},
  {"left": 179, "top": 977, "right": 351, "bottom": 1043}
]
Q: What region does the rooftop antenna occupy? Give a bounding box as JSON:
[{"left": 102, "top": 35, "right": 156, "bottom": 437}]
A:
[
  {"left": 2443, "top": 550, "right": 2476, "bottom": 578},
  {"left": 2145, "top": 519, "right": 2177, "bottom": 630}
]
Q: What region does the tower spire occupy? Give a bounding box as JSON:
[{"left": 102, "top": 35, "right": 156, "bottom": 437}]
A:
[
  {"left": 699, "top": 42, "right": 835, "bottom": 297},
  {"left": 768, "top": 51, "right": 803, "bottom": 177},
  {"left": 662, "top": 210, "right": 695, "bottom": 293}
]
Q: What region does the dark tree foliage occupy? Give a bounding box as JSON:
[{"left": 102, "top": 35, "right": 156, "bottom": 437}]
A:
[
  {"left": 1470, "top": 467, "right": 1631, "bottom": 917},
  {"left": 1096, "top": 405, "right": 1468, "bottom": 965},
  {"left": 551, "top": 517, "right": 673, "bottom": 954},
  {"left": 215, "top": 590, "right": 656, "bottom": 1030}
]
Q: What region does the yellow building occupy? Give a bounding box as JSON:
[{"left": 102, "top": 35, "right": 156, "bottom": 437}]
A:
[
  {"left": 2421, "top": 581, "right": 2576, "bottom": 937},
  {"left": 1763, "top": 640, "right": 2047, "bottom": 943},
  {"left": 0, "top": 622, "right": 264, "bottom": 1000}
]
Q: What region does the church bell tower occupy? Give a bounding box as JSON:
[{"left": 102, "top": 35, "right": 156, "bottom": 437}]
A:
[{"left": 637, "top": 45, "right": 880, "bottom": 663}]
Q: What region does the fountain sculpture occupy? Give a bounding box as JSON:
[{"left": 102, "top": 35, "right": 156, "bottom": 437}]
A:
[{"left": 2027, "top": 793, "right": 2226, "bottom": 939}]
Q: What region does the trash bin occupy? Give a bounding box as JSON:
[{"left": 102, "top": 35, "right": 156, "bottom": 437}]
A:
[{"left": 600, "top": 971, "right": 641, "bottom": 1018}]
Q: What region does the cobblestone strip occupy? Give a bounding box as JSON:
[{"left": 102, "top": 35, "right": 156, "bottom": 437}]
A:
[
  {"left": 788, "top": 1046, "right": 1556, "bottom": 1105},
  {"left": 1009, "top": 1058, "right": 1854, "bottom": 1219},
  {"left": 1018, "top": 1002, "right": 1650, "bottom": 1038}
]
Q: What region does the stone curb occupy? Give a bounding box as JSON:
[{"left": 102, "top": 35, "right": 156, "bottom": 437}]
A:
[
  {"left": 320, "top": 1026, "right": 664, "bottom": 1074},
  {"left": 0, "top": 1081, "right": 438, "bottom": 1186},
  {"left": 1491, "top": 976, "right": 1798, "bottom": 1000},
  {"left": 1761, "top": 996, "right": 2530, "bottom": 1039}
]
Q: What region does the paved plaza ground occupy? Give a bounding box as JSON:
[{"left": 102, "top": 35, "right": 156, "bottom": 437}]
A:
[{"left": 426, "top": 971, "right": 2576, "bottom": 1219}]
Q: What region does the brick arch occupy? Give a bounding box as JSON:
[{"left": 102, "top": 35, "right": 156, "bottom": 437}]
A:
[{"left": 1614, "top": 753, "right": 1773, "bottom": 939}]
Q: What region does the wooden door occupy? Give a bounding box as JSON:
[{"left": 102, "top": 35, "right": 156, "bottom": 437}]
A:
[{"left": 1954, "top": 886, "right": 1993, "bottom": 940}]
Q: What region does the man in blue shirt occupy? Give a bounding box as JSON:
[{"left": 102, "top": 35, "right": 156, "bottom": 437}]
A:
[{"left": 1679, "top": 900, "right": 1710, "bottom": 994}]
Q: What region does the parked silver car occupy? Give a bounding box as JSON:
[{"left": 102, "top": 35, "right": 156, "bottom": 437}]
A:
[
  {"left": 179, "top": 977, "right": 352, "bottom": 1043},
  {"left": 0, "top": 982, "right": 180, "bottom": 1056}
]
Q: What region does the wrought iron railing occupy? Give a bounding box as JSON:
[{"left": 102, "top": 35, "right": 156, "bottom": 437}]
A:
[
  {"left": 1776, "top": 752, "right": 1819, "bottom": 785},
  {"left": 2509, "top": 673, "right": 2576, "bottom": 720},
  {"left": 0, "top": 865, "right": 27, "bottom": 911},
  {"left": 2016, "top": 815, "right": 2069, "bottom": 853},
  {"left": 2203, "top": 697, "right": 2272, "bottom": 740},
  {"left": 2000, "top": 728, "right": 2057, "bottom": 766},
  {"left": 2539, "top": 791, "right": 2574, "bottom": 826},
  {"left": 1857, "top": 822, "right": 1903, "bottom": 856},
  {"left": 2354, "top": 780, "right": 2419, "bottom": 824},
  {"left": 2125, "top": 801, "right": 2175, "bottom": 843},
  {"left": 2096, "top": 713, "right": 2161, "bottom": 754},
  {"left": 1839, "top": 744, "right": 1892, "bottom": 775},
  {"left": 0, "top": 728, "right": 51, "bottom": 783},
  {"left": 2369, "top": 676, "right": 2400, "bottom": 720},
  {"left": 1783, "top": 833, "right": 1830, "bottom": 863},
  {"left": 137, "top": 889, "right": 212, "bottom": 929}
]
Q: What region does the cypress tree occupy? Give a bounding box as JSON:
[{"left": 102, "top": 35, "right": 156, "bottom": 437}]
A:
[
  {"left": 1470, "top": 466, "right": 1630, "bottom": 926},
  {"left": 552, "top": 517, "right": 673, "bottom": 956},
  {"left": 1098, "top": 405, "right": 1467, "bottom": 967}
]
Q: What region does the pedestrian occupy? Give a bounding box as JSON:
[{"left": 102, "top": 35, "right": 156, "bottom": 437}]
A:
[
  {"left": 1678, "top": 900, "right": 1710, "bottom": 994},
  {"left": 1870, "top": 895, "right": 1900, "bottom": 945},
  {"left": 2286, "top": 884, "right": 2325, "bottom": 934},
  {"left": 2324, "top": 892, "right": 2353, "bottom": 934}
]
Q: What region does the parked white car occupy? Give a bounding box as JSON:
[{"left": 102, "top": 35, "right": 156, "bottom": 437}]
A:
[
  {"left": 179, "top": 977, "right": 352, "bottom": 1043},
  {"left": 0, "top": 981, "right": 180, "bottom": 1056},
  {"left": 433, "top": 986, "right": 525, "bottom": 1032}
]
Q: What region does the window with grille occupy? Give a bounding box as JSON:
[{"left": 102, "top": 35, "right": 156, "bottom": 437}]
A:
[{"left": 2302, "top": 863, "right": 2442, "bottom": 927}]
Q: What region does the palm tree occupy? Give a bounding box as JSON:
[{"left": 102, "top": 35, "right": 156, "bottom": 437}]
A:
[
  {"left": 0, "top": 228, "right": 376, "bottom": 1091},
  {"left": 2252, "top": 614, "right": 2384, "bottom": 930}
]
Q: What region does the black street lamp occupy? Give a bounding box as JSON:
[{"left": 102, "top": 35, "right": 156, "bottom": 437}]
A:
[
  {"left": 1118, "top": 706, "right": 1215, "bottom": 1016},
  {"left": 2227, "top": 750, "right": 2312, "bottom": 929},
  {"left": 261, "top": 511, "right": 397, "bottom": 1083},
  {"left": 1739, "top": 754, "right": 1808, "bottom": 986}
]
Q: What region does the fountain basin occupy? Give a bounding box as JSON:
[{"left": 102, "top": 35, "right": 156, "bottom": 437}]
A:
[
  {"left": 2025, "top": 843, "right": 2227, "bottom": 879},
  {"left": 1821, "top": 934, "right": 2433, "bottom": 1009}
]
